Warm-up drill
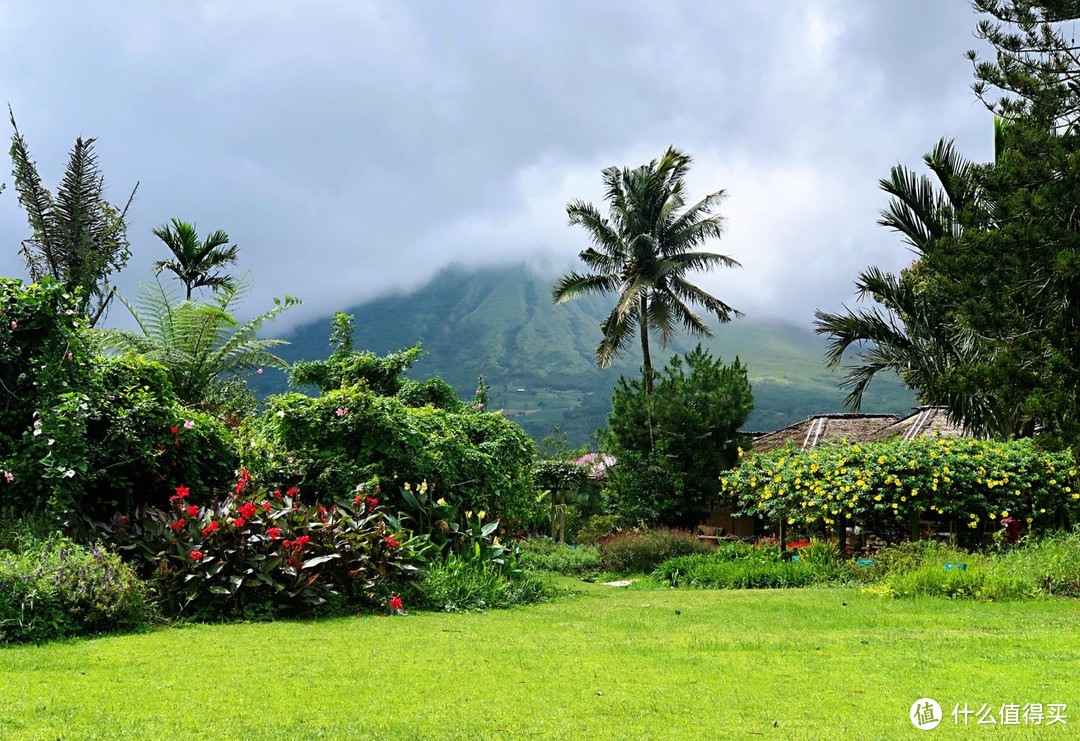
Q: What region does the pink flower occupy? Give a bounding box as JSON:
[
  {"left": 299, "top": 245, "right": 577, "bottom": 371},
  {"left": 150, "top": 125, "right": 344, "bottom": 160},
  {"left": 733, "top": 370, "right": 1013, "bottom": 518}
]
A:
[
  {"left": 3, "top": 471, "right": 12, "bottom": 484},
  {"left": 183, "top": 419, "right": 195, "bottom": 429},
  {"left": 335, "top": 408, "right": 347, "bottom": 417},
  {"left": 9, "top": 320, "right": 16, "bottom": 330},
  {"left": 256, "top": 368, "right": 264, "bottom": 374}
]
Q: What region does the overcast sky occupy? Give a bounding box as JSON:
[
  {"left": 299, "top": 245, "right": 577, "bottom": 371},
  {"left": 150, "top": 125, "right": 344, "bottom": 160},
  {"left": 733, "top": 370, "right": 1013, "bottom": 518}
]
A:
[{"left": 0, "top": 1, "right": 995, "bottom": 332}]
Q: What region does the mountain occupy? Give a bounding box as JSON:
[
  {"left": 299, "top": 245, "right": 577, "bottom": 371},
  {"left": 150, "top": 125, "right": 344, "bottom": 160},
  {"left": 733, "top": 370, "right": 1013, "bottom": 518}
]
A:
[{"left": 252, "top": 263, "right": 916, "bottom": 445}]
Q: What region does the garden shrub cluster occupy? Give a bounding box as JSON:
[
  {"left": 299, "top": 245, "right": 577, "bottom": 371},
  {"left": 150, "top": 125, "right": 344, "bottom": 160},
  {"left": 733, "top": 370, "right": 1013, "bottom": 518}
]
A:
[
  {"left": 519, "top": 538, "right": 601, "bottom": 575},
  {"left": 598, "top": 529, "right": 710, "bottom": 574},
  {"left": 653, "top": 539, "right": 836, "bottom": 589},
  {"left": 0, "top": 278, "right": 236, "bottom": 522},
  {"left": 0, "top": 534, "right": 152, "bottom": 644},
  {"left": 408, "top": 553, "right": 550, "bottom": 612},
  {"left": 244, "top": 387, "right": 537, "bottom": 524},
  {"left": 722, "top": 437, "right": 1078, "bottom": 543}
]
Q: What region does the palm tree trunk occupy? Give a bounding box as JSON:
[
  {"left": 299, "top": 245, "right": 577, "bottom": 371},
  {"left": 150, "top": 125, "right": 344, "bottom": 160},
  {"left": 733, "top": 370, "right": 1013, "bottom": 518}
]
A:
[
  {"left": 638, "top": 295, "right": 653, "bottom": 396},
  {"left": 639, "top": 295, "right": 655, "bottom": 452}
]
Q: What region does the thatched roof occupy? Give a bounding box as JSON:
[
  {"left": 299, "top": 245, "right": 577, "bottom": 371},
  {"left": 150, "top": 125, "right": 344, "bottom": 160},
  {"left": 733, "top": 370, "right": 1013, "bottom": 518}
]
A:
[
  {"left": 867, "top": 406, "right": 969, "bottom": 442},
  {"left": 751, "top": 413, "right": 900, "bottom": 454}
]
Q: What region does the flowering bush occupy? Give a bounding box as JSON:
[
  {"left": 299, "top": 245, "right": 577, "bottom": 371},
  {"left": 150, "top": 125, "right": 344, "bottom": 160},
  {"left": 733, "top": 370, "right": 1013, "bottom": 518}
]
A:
[
  {"left": 0, "top": 534, "right": 152, "bottom": 643},
  {"left": 101, "top": 471, "right": 425, "bottom": 619},
  {"left": 722, "top": 437, "right": 1077, "bottom": 543}
]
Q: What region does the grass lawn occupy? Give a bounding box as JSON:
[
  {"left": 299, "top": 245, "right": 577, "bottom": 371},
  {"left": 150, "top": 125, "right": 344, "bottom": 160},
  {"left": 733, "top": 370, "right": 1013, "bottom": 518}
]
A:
[{"left": 0, "top": 583, "right": 1076, "bottom": 739}]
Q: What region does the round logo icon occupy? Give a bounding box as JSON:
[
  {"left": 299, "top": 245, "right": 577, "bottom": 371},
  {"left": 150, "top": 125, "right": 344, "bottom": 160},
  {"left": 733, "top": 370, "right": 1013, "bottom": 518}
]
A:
[{"left": 910, "top": 698, "right": 942, "bottom": 730}]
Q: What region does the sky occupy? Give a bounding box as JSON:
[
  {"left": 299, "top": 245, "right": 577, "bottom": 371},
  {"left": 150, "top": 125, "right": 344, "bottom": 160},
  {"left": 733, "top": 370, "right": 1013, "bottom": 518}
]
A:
[{"left": 0, "top": 0, "right": 996, "bottom": 332}]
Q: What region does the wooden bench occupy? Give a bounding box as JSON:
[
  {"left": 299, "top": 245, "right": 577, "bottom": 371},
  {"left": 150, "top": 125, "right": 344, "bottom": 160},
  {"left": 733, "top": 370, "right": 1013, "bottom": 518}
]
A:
[{"left": 696, "top": 525, "right": 725, "bottom": 543}]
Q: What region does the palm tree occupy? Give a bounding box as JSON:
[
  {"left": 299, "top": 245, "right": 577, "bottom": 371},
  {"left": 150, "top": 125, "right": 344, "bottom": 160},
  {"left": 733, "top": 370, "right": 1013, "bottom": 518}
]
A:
[
  {"left": 552, "top": 146, "right": 741, "bottom": 397},
  {"left": 98, "top": 274, "right": 300, "bottom": 407},
  {"left": 152, "top": 219, "right": 240, "bottom": 299},
  {"left": 813, "top": 138, "right": 1025, "bottom": 436}
]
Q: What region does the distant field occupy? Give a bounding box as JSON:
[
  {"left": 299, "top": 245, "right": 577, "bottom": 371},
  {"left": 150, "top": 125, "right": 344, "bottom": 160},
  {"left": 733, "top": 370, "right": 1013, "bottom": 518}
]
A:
[{"left": 1, "top": 584, "right": 1075, "bottom": 739}]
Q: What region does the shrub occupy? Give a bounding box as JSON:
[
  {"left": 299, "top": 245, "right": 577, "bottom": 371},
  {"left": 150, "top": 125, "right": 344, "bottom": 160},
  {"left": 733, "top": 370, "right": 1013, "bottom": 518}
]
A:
[
  {"left": 654, "top": 555, "right": 825, "bottom": 589},
  {"left": 519, "top": 538, "right": 601, "bottom": 575},
  {"left": 245, "top": 387, "right": 537, "bottom": 523},
  {"left": 990, "top": 528, "right": 1080, "bottom": 597},
  {"left": 101, "top": 471, "right": 424, "bottom": 620},
  {"left": 576, "top": 514, "right": 620, "bottom": 546},
  {"left": 409, "top": 554, "right": 551, "bottom": 612},
  {"left": 0, "top": 535, "right": 152, "bottom": 644},
  {"left": 599, "top": 529, "right": 711, "bottom": 574},
  {"left": 870, "top": 562, "right": 1036, "bottom": 600}
]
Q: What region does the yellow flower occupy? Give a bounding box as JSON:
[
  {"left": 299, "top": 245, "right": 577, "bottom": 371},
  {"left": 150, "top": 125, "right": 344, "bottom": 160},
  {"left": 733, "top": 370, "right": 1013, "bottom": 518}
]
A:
[
  {"left": 493, "top": 536, "right": 500, "bottom": 546},
  {"left": 787, "top": 518, "right": 795, "bottom": 525},
  {"left": 419, "top": 481, "right": 429, "bottom": 494},
  {"left": 877, "top": 456, "right": 886, "bottom": 464},
  {"left": 1001, "top": 511, "right": 1009, "bottom": 517},
  {"left": 873, "top": 494, "right": 882, "bottom": 502},
  {"left": 436, "top": 498, "right": 447, "bottom": 506},
  {"left": 477, "top": 510, "right": 486, "bottom": 520},
  {"left": 466, "top": 510, "right": 473, "bottom": 518}
]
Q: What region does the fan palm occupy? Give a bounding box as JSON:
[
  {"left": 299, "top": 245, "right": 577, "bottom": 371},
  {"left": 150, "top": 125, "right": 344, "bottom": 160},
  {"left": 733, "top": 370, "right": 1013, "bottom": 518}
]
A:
[
  {"left": 552, "top": 146, "right": 741, "bottom": 396},
  {"left": 152, "top": 219, "right": 240, "bottom": 299},
  {"left": 98, "top": 274, "right": 300, "bottom": 406}
]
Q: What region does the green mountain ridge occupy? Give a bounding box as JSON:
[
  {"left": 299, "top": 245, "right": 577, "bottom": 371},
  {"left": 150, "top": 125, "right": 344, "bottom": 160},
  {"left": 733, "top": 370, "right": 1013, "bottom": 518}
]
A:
[{"left": 254, "top": 263, "right": 917, "bottom": 445}]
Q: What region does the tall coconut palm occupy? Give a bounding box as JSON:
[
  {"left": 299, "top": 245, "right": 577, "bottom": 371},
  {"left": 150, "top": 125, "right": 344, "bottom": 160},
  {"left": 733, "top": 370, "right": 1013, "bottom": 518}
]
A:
[
  {"left": 98, "top": 274, "right": 299, "bottom": 406},
  {"left": 552, "top": 146, "right": 741, "bottom": 397},
  {"left": 152, "top": 219, "right": 240, "bottom": 299}
]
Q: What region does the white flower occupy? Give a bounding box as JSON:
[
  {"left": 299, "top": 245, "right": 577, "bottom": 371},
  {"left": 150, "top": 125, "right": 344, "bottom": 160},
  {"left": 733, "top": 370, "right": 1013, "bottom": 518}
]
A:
[{"left": 277, "top": 410, "right": 286, "bottom": 418}]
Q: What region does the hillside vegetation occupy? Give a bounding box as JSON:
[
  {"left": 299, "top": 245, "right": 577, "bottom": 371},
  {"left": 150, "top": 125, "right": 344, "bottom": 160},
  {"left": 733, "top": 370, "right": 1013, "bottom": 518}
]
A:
[{"left": 255, "top": 264, "right": 915, "bottom": 444}]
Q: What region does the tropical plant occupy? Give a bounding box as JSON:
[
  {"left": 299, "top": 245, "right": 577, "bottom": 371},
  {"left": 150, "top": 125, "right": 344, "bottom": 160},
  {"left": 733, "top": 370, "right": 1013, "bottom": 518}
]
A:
[
  {"left": 7, "top": 108, "right": 138, "bottom": 325},
  {"left": 98, "top": 274, "right": 299, "bottom": 407},
  {"left": 552, "top": 146, "right": 741, "bottom": 397},
  {"left": 152, "top": 218, "right": 240, "bottom": 299}
]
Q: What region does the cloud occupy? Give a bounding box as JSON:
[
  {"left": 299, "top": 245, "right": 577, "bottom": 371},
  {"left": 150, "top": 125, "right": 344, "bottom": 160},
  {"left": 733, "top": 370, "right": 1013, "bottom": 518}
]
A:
[{"left": 0, "top": 0, "right": 997, "bottom": 331}]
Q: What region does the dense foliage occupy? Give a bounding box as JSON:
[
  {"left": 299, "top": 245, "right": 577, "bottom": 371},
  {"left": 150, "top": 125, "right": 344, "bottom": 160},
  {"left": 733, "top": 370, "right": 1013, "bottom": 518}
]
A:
[
  {"left": 603, "top": 346, "right": 753, "bottom": 526},
  {"left": 0, "top": 278, "right": 235, "bottom": 521},
  {"left": 723, "top": 437, "right": 1078, "bottom": 544},
  {"left": 0, "top": 534, "right": 151, "bottom": 643}
]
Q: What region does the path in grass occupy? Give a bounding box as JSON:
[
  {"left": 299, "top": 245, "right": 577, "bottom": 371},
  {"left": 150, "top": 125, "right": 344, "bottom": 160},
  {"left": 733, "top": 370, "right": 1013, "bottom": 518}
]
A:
[{"left": 1, "top": 585, "right": 1076, "bottom": 739}]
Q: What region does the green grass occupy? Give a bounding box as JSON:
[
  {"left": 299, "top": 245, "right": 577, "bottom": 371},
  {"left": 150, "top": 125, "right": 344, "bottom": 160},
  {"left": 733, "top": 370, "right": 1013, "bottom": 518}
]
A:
[{"left": 0, "top": 584, "right": 1076, "bottom": 739}]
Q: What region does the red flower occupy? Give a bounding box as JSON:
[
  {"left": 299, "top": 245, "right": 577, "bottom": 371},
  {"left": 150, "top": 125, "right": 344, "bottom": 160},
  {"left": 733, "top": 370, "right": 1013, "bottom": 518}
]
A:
[
  {"left": 202, "top": 521, "right": 219, "bottom": 536},
  {"left": 186, "top": 505, "right": 199, "bottom": 517},
  {"left": 234, "top": 517, "right": 247, "bottom": 528},
  {"left": 282, "top": 539, "right": 292, "bottom": 549},
  {"left": 273, "top": 489, "right": 283, "bottom": 501},
  {"left": 294, "top": 535, "right": 310, "bottom": 549},
  {"left": 286, "top": 557, "right": 301, "bottom": 569},
  {"left": 172, "top": 485, "right": 190, "bottom": 500},
  {"left": 169, "top": 518, "right": 186, "bottom": 532},
  {"left": 189, "top": 550, "right": 203, "bottom": 561},
  {"left": 353, "top": 494, "right": 364, "bottom": 506},
  {"left": 286, "top": 487, "right": 299, "bottom": 498},
  {"left": 261, "top": 501, "right": 271, "bottom": 512},
  {"left": 385, "top": 535, "right": 400, "bottom": 549},
  {"left": 389, "top": 595, "right": 403, "bottom": 611},
  {"left": 266, "top": 526, "right": 282, "bottom": 539},
  {"left": 170, "top": 426, "right": 179, "bottom": 436},
  {"left": 365, "top": 496, "right": 379, "bottom": 510},
  {"left": 238, "top": 501, "right": 257, "bottom": 520},
  {"left": 317, "top": 506, "right": 327, "bottom": 517}
]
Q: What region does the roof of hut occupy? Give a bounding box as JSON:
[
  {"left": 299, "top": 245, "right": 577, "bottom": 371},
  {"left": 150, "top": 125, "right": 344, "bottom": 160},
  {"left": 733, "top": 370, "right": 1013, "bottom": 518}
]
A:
[
  {"left": 572, "top": 452, "right": 617, "bottom": 480},
  {"left": 751, "top": 413, "right": 900, "bottom": 454},
  {"left": 867, "top": 406, "right": 969, "bottom": 442}
]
